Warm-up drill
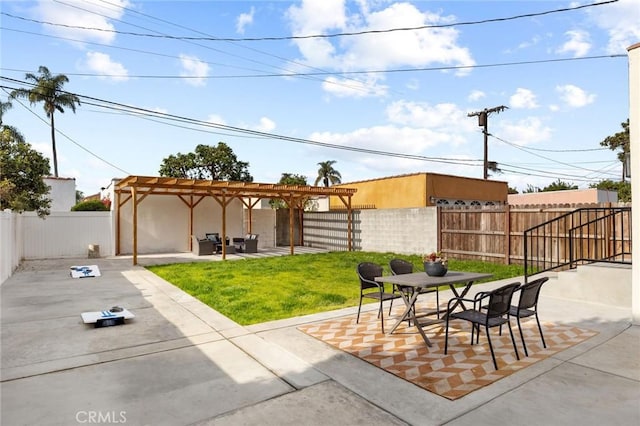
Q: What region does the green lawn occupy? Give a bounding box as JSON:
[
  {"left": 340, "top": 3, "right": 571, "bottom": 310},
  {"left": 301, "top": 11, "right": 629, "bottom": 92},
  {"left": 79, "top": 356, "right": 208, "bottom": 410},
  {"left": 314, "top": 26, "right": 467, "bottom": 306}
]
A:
[{"left": 146, "top": 251, "right": 524, "bottom": 325}]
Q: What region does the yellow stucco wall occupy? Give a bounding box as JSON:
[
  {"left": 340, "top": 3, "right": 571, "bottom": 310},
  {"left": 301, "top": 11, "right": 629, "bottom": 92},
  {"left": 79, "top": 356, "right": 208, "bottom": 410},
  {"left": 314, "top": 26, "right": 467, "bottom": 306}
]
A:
[{"left": 330, "top": 173, "right": 507, "bottom": 209}]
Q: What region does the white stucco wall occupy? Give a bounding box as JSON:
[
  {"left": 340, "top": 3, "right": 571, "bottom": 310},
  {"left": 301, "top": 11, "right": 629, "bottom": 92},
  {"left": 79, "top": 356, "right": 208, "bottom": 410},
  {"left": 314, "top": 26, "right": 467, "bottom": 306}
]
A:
[
  {"left": 44, "top": 177, "right": 76, "bottom": 211},
  {"left": 117, "top": 194, "right": 244, "bottom": 254}
]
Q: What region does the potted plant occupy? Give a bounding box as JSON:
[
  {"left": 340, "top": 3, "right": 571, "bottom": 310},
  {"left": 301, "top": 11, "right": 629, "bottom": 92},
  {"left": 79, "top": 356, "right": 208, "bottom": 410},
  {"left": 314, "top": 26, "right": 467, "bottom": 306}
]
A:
[{"left": 423, "top": 251, "right": 448, "bottom": 276}]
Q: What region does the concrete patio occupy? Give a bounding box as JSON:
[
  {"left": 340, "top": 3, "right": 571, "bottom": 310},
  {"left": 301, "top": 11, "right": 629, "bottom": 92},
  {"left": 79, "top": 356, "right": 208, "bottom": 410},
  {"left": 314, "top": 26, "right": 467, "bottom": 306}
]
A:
[{"left": 1, "top": 253, "right": 638, "bottom": 425}]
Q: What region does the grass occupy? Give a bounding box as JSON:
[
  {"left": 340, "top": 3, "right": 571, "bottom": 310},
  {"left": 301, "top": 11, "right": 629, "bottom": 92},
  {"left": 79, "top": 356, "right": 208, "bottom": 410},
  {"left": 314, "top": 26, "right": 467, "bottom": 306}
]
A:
[{"left": 146, "top": 251, "right": 525, "bottom": 325}]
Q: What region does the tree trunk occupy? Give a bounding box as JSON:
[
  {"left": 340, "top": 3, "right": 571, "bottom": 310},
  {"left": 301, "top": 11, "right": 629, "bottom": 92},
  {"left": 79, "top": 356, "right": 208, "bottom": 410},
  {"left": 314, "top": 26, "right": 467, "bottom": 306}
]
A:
[{"left": 50, "top": 113, "right": 58, "bottom": 177}]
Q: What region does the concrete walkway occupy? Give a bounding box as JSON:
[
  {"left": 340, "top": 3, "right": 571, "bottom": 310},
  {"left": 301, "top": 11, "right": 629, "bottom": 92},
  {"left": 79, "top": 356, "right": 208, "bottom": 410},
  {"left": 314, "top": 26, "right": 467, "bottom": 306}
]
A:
[{"left": 1, "top": 256, "right": 638, "bottom": 425}]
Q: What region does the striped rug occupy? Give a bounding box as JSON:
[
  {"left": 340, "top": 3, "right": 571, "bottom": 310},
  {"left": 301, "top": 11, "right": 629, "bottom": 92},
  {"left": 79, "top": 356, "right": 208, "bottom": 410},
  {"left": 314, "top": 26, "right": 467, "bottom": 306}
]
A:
[{"left": 299, "top": 305, "right": 597, "bottom": 400}]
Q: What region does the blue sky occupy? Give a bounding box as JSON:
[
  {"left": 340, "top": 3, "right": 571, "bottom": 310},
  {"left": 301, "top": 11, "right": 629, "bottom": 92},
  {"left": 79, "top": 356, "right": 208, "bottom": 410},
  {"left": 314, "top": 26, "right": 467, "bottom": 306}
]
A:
[{"left": 1, "top": 0, "right": 639, "bottom": 195}]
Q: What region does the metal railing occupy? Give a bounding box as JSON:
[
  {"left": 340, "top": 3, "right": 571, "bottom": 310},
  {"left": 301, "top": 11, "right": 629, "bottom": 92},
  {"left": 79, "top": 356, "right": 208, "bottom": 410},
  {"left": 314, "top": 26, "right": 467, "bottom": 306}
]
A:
[{"left": 524, "top": 207, "right": 631, "bottom": 282}]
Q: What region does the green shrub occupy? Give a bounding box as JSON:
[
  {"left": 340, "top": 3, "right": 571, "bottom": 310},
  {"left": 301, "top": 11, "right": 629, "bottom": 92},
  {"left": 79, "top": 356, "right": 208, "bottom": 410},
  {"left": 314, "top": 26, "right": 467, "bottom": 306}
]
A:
[{"left": 71, "top": 200, "right": 109, "bottom": 211}]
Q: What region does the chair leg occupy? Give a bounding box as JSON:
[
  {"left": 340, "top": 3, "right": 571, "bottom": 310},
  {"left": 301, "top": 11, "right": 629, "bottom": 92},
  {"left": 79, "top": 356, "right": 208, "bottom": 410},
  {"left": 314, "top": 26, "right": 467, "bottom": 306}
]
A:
[
  {"left": 534, "top": 313, "right": 547, "bottom": 348},
  {"left": 435, "top": 288, "right": 440, "bottom": 319},
  {"left": 444, "top": 316, "right": 451, "bottom": 354},
  {"left": 485, "top": 325, "right": 499, "bottom": 370},
  {"left": 379, "top": 299, "right": 385, "bottom": 333},
  {"left": 517, "top": 316, "right": 529, "bottom": 357},
  {"left": 356, "top": 296, "right": 363, "bottom": 324},
  {"left": 506, "top": 319, "right": 520, "bottom": 361}
]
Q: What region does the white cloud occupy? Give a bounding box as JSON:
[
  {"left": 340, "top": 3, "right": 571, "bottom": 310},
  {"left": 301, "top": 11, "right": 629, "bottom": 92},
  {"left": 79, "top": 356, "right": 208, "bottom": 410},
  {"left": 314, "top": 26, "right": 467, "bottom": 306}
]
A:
[
  {"left": 179, "top": 54, "right": 210, "bottom": 87},
  {"left": 586, "top": 0, "right": 640, "bottom": 54},
  {"left": 83, "top": 52, "right": 129, "bottom": 82},
  {"left": 556, "top": 30, "right": 591, "bottom": 57},
  {"left": 556, "top": 84, "right": 596, "bottom": 108},
  {"left": 207, "top": 114, "right": 227, "bottom": 125},
  {"left": 236, "top": 7, "right": 255, "bottom": 34},
  {"left": 468, "top": 90, "right": 485, "bottom": 102},
  {"left": 499, "top": 117, "right": 552, "bottom": 145},
  {"left": 286, "top": 0, "right": 475, "bottom": 98},
  {"left": 386, "top": 100, "right": 474, "bottom": 134},
  {"left": 509, "top": 88, "right": 538, "bottom": 109},
  {"left": 254, "top": 117, "right": 276, "bottom": 132},
  {"left": 32, "top": 0, "right": 130, "bottom": 44},
  {"left": 322, "top": 75, "right": 388, "bottom": 98},
  {"left": 308, "top": 123, "right": 473, "bottom": 176}
]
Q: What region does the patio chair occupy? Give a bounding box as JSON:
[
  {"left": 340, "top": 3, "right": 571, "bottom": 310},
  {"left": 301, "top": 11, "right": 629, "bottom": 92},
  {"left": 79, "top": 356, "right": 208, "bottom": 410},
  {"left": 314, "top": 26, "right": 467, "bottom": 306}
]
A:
[
  {"left": 356, "top": 262, "right": 402, "bottom": 333},
  {"left": 389, "top": 258, "right": 440, "bottom": 319},
  {"left": 444, "top": 281, "right": 521, "bottom": 370},
  {"left": 191, "top": 235, "right": 214, "bottom": 255},
  {"left": 508, "top": 276, "right": 550, "bottom": 357},
  {"left": 233, "top": 234, "right": 259, "bottom": 253}
]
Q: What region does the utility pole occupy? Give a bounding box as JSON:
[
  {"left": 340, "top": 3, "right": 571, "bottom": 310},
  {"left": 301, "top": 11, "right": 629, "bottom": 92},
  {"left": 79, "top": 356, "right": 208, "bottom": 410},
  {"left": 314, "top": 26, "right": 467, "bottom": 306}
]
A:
[{"left": 468, "top": 105, "right": 508, "bottom": 179}]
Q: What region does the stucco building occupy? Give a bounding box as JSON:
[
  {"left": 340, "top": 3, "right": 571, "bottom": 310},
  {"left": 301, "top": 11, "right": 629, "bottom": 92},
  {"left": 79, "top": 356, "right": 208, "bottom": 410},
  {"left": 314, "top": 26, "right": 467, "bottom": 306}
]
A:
[{"left": 330, "top": 172, "right": 508, "bottom": 209}]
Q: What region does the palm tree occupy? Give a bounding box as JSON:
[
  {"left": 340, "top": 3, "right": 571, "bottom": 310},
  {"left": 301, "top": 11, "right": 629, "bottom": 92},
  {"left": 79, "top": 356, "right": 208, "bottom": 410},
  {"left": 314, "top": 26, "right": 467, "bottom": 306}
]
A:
[
  {"left": 0, "top": 100, "right": 25, "bottom": 143},
  {"left": 10, "top": 66, "right": 81, "bottom": 177},
  {"left": 314, "top": 160, "right": 342, "bottom": 187}
]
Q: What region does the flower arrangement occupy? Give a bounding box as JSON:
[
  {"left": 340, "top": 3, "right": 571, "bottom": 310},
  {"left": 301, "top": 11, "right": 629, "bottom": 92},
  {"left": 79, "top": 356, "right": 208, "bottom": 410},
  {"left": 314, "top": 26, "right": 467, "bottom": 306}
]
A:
[{"left": 423, "top": 251, "right": 448, "bottom": 267}]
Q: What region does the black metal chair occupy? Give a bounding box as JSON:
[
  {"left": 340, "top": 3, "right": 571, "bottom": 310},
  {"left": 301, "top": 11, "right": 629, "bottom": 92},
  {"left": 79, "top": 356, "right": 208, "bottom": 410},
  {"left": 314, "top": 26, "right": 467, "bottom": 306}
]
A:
[
  {"left": 356, "top": 262, "right": 402, "bottom": 333},
  {"left": 509, "top": 277, "right": 549, "bottom": 357},
  {"left": 389, "top": 258, "right": 440, "bottom": 319},
  {"left": 444, "top": 282, "right": 521, "bottom": 370}
]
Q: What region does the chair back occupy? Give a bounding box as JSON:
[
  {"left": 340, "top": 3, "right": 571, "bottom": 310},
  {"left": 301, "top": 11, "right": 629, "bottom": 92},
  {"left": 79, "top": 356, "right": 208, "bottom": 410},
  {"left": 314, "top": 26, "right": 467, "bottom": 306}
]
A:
[
  {"left": 485, "top": 282, "right": 520, "bottom": 319},
  {"left": 357, "top": 262, "right": 383, "bottom": 290},
  {"left": 518, "top": 277, "right": 549, "bottom": 310},
  {"left": 389, "top": 258, "right": 413, "bottom": 275}
]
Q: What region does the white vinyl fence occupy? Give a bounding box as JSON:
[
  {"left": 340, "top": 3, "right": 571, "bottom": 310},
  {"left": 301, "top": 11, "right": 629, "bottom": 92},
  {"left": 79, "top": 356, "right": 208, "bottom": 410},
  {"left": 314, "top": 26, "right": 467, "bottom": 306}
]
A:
[
  {"left": 1, "top": 210, "right": 21, "bottom": 285},
  {"left": 1, "top": 211, "right": 114, "bottom": 284},
  {"left": 21, "top": 211, "right": 114, "bottom": 259}
]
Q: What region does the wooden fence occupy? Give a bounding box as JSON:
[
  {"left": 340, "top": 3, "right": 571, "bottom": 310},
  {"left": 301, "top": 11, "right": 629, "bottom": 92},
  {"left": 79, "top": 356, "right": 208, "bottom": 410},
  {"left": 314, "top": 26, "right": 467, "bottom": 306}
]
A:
[{"left": 438, "top": 202, "right": 631, "bottom": 265}]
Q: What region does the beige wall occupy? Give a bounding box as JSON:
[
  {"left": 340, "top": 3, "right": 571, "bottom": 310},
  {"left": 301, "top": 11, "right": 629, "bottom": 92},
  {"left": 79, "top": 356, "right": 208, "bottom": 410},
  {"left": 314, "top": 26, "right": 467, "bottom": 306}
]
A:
[
  {"left": 508, "top": 188, "right": 618, "bottom": 206},
  {"left": 628, "top": 42, "right": 639, "bottom": 325},
  {"left": 117, "top": 194, "right": 244, "bottom": 254}
]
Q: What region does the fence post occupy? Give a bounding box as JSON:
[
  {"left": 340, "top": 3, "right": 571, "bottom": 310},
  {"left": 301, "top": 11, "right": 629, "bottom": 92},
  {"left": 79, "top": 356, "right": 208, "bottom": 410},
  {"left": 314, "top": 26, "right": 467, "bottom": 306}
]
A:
[{"left": 504, "top": 204, "right": 511, "bottom": 264}]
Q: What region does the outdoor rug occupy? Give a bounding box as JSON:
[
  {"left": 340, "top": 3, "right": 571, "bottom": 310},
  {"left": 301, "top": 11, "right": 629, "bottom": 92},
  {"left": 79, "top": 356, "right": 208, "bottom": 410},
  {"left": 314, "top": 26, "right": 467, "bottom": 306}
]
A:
[{"left": 299, "top": 305, "right": 597, "bottom": 400}]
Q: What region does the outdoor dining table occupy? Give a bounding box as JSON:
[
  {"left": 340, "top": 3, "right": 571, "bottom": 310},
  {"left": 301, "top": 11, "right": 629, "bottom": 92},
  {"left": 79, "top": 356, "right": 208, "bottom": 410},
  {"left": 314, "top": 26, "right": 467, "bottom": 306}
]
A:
[{"left": 374, "top": 271, "right": 493, "bottom": 347}]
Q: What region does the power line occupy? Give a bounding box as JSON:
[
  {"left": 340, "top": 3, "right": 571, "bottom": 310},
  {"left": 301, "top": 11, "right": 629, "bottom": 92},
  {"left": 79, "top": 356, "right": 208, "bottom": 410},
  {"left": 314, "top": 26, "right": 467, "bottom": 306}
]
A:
[
  {"left": 0, "top": 54, "right": 626, "bottom": 81},
  {"left": 490, "top": 134, "right": 618, "bottom": 177},
  {"left": 1, "top": 1, "right": 618, "bottom": 42},
  {"left": 0, "top": 79, "right": 483, "bottom": 169},
  {"left": 1, "top": 88, "right": 131, "bottom": 175},
  {"left": 2, "top": 77, "right": 622, "bottom": 186}
]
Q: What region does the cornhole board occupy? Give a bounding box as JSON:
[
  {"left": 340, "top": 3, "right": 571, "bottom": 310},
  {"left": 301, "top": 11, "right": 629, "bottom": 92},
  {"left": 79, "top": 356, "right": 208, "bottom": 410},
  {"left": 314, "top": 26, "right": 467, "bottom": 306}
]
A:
[
  {"left": 81, "top": 309, "right": 134, "bottom": 328},
  {"left": 70, "top": 265, "right": 101, "bottom": 278}
]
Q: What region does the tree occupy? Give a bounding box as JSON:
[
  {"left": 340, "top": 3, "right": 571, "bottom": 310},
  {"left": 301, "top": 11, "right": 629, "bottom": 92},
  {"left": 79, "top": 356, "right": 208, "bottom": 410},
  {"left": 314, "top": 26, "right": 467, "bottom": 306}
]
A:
[
  {"left": 590, "top": 179, "right": 631, "bottom": 202},
  {"left": 0, "top": 100, "right": 24, "bottom": 143},
  {"left": 314, "top": 160, "right": 342, "bottom": 187},
  {"left": 508, "top": 186, "right": 519, "bottom": 194},
  {"left": 9, "top": 66, "right": 81, "bottom": 177},
  {"left": 600, "top": 119, "right": 630, "bottom": 181},
  {"left": 71, "top": 200, "right": 109, "bottom": 211},
  {"left": 1, "top": 108, "right": 51, "bottom": 217},
  {"left": 269, "top": 173, "right": 309, "bottom": 209},
  {"left": 523, "top": 184, "right": 541, "bottom": 193},
  {"left": 541, "top": 179, "right": 577, "bottom": 192},
  {"left": 159, "top": 142, "right": 253, "bottom": 182}
]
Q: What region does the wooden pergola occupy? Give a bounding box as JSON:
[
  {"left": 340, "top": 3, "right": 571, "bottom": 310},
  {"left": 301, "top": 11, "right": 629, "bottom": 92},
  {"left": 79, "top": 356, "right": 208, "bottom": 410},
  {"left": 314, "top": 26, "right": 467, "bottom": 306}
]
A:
[{"left": 114, "top": 175, "right": 357, "bottom": 265}]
